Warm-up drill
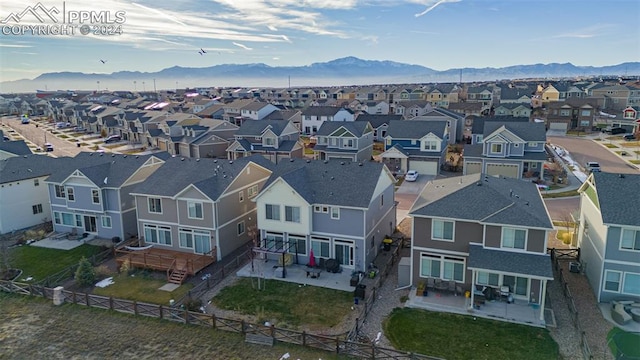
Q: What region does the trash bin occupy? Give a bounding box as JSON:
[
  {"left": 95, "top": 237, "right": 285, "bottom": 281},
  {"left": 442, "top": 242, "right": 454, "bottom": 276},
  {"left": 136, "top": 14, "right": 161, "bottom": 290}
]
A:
[
  {"left": 77, "top": 143, "right": 81, "bottom": 148},
  {"left": 383, "top": 238, "right": 392, "bottom": 251},
  {"left": 354, "top": 284, "right": 366, "bottom": 299}
]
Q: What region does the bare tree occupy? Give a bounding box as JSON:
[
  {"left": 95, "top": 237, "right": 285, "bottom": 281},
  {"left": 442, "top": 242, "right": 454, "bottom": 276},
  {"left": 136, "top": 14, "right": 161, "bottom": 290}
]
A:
[{"left": 0, "top": 240, "right": 15, "bottom": 280}]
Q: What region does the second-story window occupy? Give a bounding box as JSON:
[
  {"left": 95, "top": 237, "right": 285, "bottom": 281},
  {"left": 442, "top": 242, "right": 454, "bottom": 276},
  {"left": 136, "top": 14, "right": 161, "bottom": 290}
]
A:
[
  {"left": 265, "top": 204, "right": 280, "bottom": 220},
  {"left": 187, "top": 201, "right": 203, "bottom": 219},
  {"left": 620, "top": 229, "right": 640, "bottom": 251},
  {"left": 432, "top": 219, "right": 454, "bottom": 241},
  {"left": 148, "top": 198, "right": 162, "bottom": 213},
  {"left": 491, "top": 143, "right": 503, "bottom": 153},
  {"left": 502, "top": 228, "right": 526, "bottom": 250},
  {"left": 66, "top": 187, "right": 75, "bottom": 202},
  {"left": 331, "top": 207, "right": 340, "bottom": 220},
  {"left": 285, "top": 206, "right": 300, "bottom": 223},
  {"left": 54, "top": 185, "right": 66, "bottom": 198},
  {"left": 248, "top": 185, "right": 259, "bottom": 198},
  {"left": 92, "top": 189, "right": 100, "bottom": 204}
]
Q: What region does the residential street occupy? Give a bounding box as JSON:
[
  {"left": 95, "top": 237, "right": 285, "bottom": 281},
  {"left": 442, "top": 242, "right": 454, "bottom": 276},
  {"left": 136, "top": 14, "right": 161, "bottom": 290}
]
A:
[
  {"left": 548, "top": 135, "right": 639, "bottom": 174},
  {"left": 395, "top": 174, "right": 433, "bottom": 223},
  {"left": 544, "top": 196, "right": 580, "bottom": 221},
  {"left": 2, "top": 116, "right": 85, "bottom": 158}
]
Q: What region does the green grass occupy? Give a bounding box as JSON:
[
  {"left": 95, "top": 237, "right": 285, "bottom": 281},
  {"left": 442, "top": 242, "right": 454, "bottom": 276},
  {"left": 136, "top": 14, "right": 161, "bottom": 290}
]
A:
[
  {"left": 542, "top": 189, "right": 579, "bottom": 198},
  {"left": 384, "top": 308, "right": 559, "bottom": 360},
  {"left": 12, "top": 244, "right": 105, "bottom": 281},
  {"left": 93, "top": 271, "right": 193, "bottom": 305},
  {"left": 630, "top": 160, "right": 640, "bottom": 165},
  {"left": 212, "top": 277, "right": 353, "bottom": 329},
  {"left": 78, "top": 142, "right": 88, "bottom": 146},
  {"left": 604, "top": 143, "right": 619, "bottom": 148},
  {"left": 607, "top": 327, "right": 640, "bottom": 359}
]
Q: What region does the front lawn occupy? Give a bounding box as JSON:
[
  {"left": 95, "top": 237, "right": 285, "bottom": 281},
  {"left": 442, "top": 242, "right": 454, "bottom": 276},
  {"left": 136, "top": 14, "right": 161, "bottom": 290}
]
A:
[
  {"left": 212, "top": 278, "right": 353, "bottom": 329},
  {"left": 604, "top": 143, "right": 619, "bottom": 148},
  {"left": 11, "top": 244, "right": 105, "bottom": 282},
  {"left": 608, "top": 327, "right": 640, "bottom": 359},
  {"left": 93, "top": 271, "right": 193, "bottom": 305},
  {"left": 384, "top": 308, "right": 559, "bottom": 360}
]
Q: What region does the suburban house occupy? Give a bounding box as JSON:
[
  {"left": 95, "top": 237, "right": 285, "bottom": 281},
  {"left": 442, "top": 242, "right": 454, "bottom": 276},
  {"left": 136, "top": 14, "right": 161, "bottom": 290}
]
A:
[
  {"left": 494, "top": 103, "right": 532, "bottom": 118},
  {"left": 499, "top": 87, "right": 533, "bottom": 105},
  {"left": 463, "top": 119, "right": 546, "bottom": 180},
  {"left": 226, "top": 119, "right": 303, "bottom": 163},
  {"left": 577, "top": 172, "right": 640, "bottom": 303},
  {"left": 380, "top": 120, "right": 449, "bottom": 176},
  {"left": 313, "top": 121, "right": 374, "bottom": 162},
  {"left": 412, "top": 108, "right": 464, "bottom": 144},
  {"left": 546, "top": 98, "right": 603, "bottom": 133},
  {"left": 253, "top": 159, "right": 397, "bottom": 273},
  {"left": 394, "top": 100, "right": 432, "bottom": 119},
  {"left": 355, "top": 114, "right": 402, "bottom": 142},
  {"left": 0, "top": 154, "right": 61, "bottom": 234},
  {"left": 46, "top": 153, "right": 168, "bottom": 242},
  {"left": 409, "top": 173, "right": 554, "bottom": 324},
  {"left": 361, "top": 100, "right": 390, "bottom": 115},
  {"left": 301, "top": 106, "right": 355, "bottom": 135},
  {"left": 240, "top": 102, "right": 279, "bottom": 121},
  {"left": 448, "top": 102, "right": 483, "bottom": 119},
  {"left": 263, "top": 109, "right": 303, "bottom": 131},
  {"left": 160, "top": 119, "right": 239, "bottom": 159},
  {"left": 130, "top": 155, "right": 274, "bottom": 263}
]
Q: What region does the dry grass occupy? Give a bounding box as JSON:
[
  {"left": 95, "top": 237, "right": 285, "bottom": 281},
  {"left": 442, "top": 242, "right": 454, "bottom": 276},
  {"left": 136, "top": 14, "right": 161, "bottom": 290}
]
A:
[{"left": 0, "top": 293, "right": 346, "bottom": 359}]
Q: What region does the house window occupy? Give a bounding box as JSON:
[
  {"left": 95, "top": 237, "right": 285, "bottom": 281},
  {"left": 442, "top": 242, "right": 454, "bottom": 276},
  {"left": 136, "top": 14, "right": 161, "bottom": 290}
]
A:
[
  {"left": 411, "top": 140, "right": 417, "bottom": 145},
  {"left": 34, "top": 179, "right": 39, "bottom": 186},
  {"left": 420, "top": 253, "right": 464, "bottom": 282},
  {"left": 490, "top": 143, "right": 503, "bottom": 153},
  {"left": 178, "top": 228, "right": 209, "bottom": 249},
  {"left": 265, "top": 232, "right": 284, "bottom": 251},
  {"left": 580, "top": 110, "right": 591, "bottom": 116},
  {"left": 501, "top": 228, "right": 526, "bottom": 249},
  {"left": 187, "top": 201, "right": 203, "bottom": 219},
  {"left": 66, "top": 187, "right": 75, "bottom": 201},
  {"left": 288, "top": 235, "right": 306, "bottom": 256},
  {"left": 310, "top": 236, "right": 330, "bottom": 258},
  {"left": 61, "top": 213, "right": 75, "bottom": 226},
  {"left": 331, "top": 207, "right": 340, "bottom": 220},
  {"left": 54, "top": 212, "right": 61, "bottom": 224},
  {"left": 477, "top": 271, "right": 500, "bottom": 286},
  {"left": 248, "top": 185, "right": 259, "bottom": 198},
  {"left": 423, "top": 140, "right": 438, "bottom": 151},
  {"left": 92, "top": 189, "right": 100, "bottom": 204},
  {"left": 237, "top": 221, "right": 245, "bottom": 235},
  {"left": 623, "top": 273, "right": 640, "bottom": 295},
  {"left": 32, "top": 204, "right": 43, "bottom": 214},
  {"left": 239, "top": 191, "right": 244, "bottom": 202},
  {"left": 148, "top": 198, "right": 162, "bottom": 213},
  {"left": 264, "top": 137, "right": 275, "bottom": 146},
  {"left": 529, "top": 142, "right": 537, "bottom": 147},
  {"left": 265, "top": 204, "right": 280, "bottom": 220},
  {"left": 420, "top": 254, "right": 440, "bottom": 278},
  {"left": 386, "top": 138, "right": 391, "bottom": 146},
  {"left": 343, "top": 139, "right": 354, "bottom": 148},
  {"left": 101, "top": 216, "right": 112, "bottom": 228},
  {"left": 620, "top": 229, "right": 640, "bottom": 251},
  {"left": 314, "top": 205, "right": 329, "bottom": 213},
  {"left": 75, "top": 214, "right": 82, "bottom": 227},
  {"left": 432, "top": 219, "right": 454, "bottom": 241},
  {"left": 54, "top": 185, "right": 66, "bottom": 198},
  {"left": 144, "top": 224, "right": 172, "bottom": 245},
  {"left": 604, "top": 270, "right": 621, "bottom": 292},
  {"left": 285, "top": 206, "right": 300, "bottom": 223}
]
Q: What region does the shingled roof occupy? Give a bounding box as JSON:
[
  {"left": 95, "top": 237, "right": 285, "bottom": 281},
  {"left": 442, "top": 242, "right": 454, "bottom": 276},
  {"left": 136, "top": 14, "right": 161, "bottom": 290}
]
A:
[
  {"left": 385, "top": 120, "right": 447, "bottom": 139},
  {"left": 589, "top": 172, "right": 640, "bottom": 227}
]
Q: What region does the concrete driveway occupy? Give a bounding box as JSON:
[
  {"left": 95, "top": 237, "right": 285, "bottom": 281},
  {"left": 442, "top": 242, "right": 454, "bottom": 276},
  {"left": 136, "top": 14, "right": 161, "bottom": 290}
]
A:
[
  {"left": 1, "top": 116, "right": 85, "bottom": 158},
  {"left": 395, "top": 174, "right": 434, "bottom": 223}
]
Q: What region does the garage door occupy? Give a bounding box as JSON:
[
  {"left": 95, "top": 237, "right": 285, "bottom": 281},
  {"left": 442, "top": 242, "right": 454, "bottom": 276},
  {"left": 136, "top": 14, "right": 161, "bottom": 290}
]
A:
[
  {"left": 464, "top": 161, "right": 482, "bottom": 175},
  {"left": 486, "top": 163, "right": 519, "bottom": 178},
  {"left": 409, "top": 160, "right": 438, "bottom": 175},
  {"left": 549, "top": 122, "right": 568, "bottom": 131}
]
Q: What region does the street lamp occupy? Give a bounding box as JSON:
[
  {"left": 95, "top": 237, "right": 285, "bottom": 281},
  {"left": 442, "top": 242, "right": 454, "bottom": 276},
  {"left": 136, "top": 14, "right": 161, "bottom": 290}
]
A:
[
  {"left": 97, "top": 80, "right": 100, "bottom": 92},
  {"left": 142, "top": 81, "right": 146, "bottom": 92},
  {"left": 133, "top": 81, "right": 137, "bottom": 92}
]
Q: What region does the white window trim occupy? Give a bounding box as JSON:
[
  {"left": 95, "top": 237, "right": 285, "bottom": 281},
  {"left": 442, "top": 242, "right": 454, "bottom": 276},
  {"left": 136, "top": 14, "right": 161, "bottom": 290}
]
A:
[
  {"left": 54, "top": 185, "right": 66, "bottom": 199},
  {"left": 187, "top": 201, "right": 204, "bottom": 220},
  {"left": 431, "top": 218, "right": 455, "bottom": 242},
  {"left": 418, "top": 252, "right": 466, "bottom": 283},
  {"left": 331, "top": 207, "right": 340, "bottom": 220},
  {"left": 239, "top": 191, "right": 244, "bottom": 203},
  {"left": 622, "top": 272, "right": 640, "bottom": 296},
  {"left": 66, "top": 187, "right": 75, "bottom": 202},
  {"left": 148, "top": 197, "right": 163, "bottom": 214},
  {"left": 490, "top": 143, "right": 504, "bottom": 154},
  {"left": 265, "top": 204, "right": 281, "bottom": 221},
  {"left": 500, "top": 227, "right": 528, "bottom": 251},
  {"left": 91, "top": 189, "right": 100, "bottom": 204},
  {"left": 619, "top": 228, "right": 640, "bottom": 252},
  {"left": 237, "top": 221, "right": 245, "bottom": 235},
  {"left": 248, "top": 185, "right": 259, "bottom": 198},
  {"left": 101, "top": 216, "right": 112, "bottom": 228},
  {"left": 603, "top": 269, "right": 622, "bottom": 293}
]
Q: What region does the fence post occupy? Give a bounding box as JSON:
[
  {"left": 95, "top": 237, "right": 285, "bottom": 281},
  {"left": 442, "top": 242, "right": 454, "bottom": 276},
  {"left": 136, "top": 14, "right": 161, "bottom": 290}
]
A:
[
  {"left": 241, "top": 320, "right": 246, "bottom": 335},
  {"left": 85, "top": 292, "right": 90, "bottom": 306},
  {"left": 336, "top": 337, "right": 340, "bottom": 354},
  {"left": 133, "top": 301, "right": 138, "bottom": 315},
  {"left": 72, "top": 291, "right": 77, "bottom": 304},
  {"left": 184, "top": 309, "right": 189, "bottom": 324},
  {"left": 159, "top": 305, "right": 163, "bottom": 319},
  {"left": 270, "top": 324, "right": 276, "bottom": 339},
  {"left": 302, "top": 331, "right": 306, "bottom": 346},
  {"left": 109, "top": 296, "right": 114, "bottom": 310},
  {"left": 212, "top": 313, "right": 216, "bottom": 329},
  {"left": 371, "top": 342, "right": 376, "bottom": 359}
]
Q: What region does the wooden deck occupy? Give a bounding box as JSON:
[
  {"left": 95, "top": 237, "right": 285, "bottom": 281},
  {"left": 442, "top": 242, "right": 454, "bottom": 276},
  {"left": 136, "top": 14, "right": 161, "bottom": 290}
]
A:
[{"left": 115, "top": 242, "right": 215, "bottom": 284}]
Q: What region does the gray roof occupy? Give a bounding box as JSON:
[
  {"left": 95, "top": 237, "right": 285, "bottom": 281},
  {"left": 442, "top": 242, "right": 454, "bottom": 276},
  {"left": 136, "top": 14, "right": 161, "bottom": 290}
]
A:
[
  {"left": 46, "top": 152, "right": 165, "bottom": 188},
  {"left": 355, "top": 114, "right": 402, "bottom": 128},
  {"left": 386, "top": 120, "right": 447, "bottom": 139},
  {"left": 410, "top": 173, "right": 553, "bottom": 229},
  {"left": 0, "top": 137, "right": 31, "bottom": 156},
  {"left": 130, "top": 155, "right": 273, "bottom": 200},
  {"left": 471, "top": 117, "right": 530, "bottom": 134},
  {"left": 0, "top": 154, "right": 67, "bottom": 184},
  {"left": 591, "top": 172, "right": 640, "bottom": 227},
  {"left": 263, "top": 109, "right": 300, "bottom": 121},
  {"left": 301, "top": 106, "right": 352, "bottom": 116},
  {"left": 484, "top": 121, "right": 546, "bottom": 142},
  {"left": 462, "top": 144, "right": 548, "bottom": 161},
  {"left": 468, "top": 244, "right": 553, "bottom": 279},
  {"left": 263, "top": 159, "right": 387, "bottom": 208},
  {"left": 316, "top": 121, "right": 371, "bottom": 137},
  {"left": 236, "top": 120, "right": 290, "bottom": 137}
]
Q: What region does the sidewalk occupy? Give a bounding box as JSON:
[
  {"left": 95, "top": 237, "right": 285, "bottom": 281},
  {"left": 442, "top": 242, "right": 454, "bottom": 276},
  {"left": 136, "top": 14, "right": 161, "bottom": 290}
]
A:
[{"left": 544, "top": 144, "right": 587, "bottom": 194}]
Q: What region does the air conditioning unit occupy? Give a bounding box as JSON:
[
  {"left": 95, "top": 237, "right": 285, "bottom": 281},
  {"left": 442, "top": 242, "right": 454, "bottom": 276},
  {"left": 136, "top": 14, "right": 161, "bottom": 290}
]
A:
[{"left": 569, "top": 262, "right": 581, "bottom": 273}]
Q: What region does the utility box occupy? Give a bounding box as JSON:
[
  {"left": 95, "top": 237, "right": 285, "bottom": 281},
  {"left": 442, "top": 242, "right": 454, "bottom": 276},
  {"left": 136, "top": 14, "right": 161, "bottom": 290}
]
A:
[{"left": 398, "top": 257, "right": 411, "bottom": 287}]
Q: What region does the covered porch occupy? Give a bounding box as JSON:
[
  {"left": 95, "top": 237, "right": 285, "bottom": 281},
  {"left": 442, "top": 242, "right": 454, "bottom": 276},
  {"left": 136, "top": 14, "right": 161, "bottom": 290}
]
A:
[{"left": 380, "top": 145, "right": 409, "bottom": 175}]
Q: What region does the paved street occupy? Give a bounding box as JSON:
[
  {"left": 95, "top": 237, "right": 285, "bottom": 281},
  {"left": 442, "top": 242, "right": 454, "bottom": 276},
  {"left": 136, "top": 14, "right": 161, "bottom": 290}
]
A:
[
  {"left": 548, "top": 135, "right": 639, "bottom": 174},
  {"left": 395, "top": 174, "right": 433, "bottom": 223},
  {"left": 1, "top": 116, "right": 85, "bottom": 158},
  {"left": 544, "top": 196, "right": 580, "bottom": 221}
]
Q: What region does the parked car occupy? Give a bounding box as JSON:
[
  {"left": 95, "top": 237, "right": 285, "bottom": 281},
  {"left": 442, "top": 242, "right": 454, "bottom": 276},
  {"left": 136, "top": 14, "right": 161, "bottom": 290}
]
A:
[
  {"left": 73, "top": 126, "right": 86, "bottom": 132},
  {"left": 405, "top": 170, "right": 419, "bottom": 182},
  {"left": 20, "top": 117, "right": 30, "bottom": 124},
  {"left": 104, "top": 135, "right": 122, "bottom": 143},
  {"left": 44, "top": 143, "right": 54, "bottom": 152},
  {"left": 55, "top": 122, "right": 71, "bottom": 129},
  {"left": 586, "top": 161, "right": 600, "bottom": 173},
  {"left": 605, "top": 127, "right": 626, "bottom": 135},
  {"left": 623, "top": 134, "right": 636, "bottom": 141}
]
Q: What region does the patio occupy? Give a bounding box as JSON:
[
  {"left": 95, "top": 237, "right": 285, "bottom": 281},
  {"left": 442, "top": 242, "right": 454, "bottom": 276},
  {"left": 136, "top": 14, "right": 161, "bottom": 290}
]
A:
[
  {"left": 406, "top": 288, "right": 550, "bottom": 328},
  {"left": 236, "top": 257, "right": 356, "bottom": 293}
]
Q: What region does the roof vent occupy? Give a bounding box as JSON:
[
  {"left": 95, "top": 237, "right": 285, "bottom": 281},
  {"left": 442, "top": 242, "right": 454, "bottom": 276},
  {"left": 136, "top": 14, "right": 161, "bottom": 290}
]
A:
[
  {"left": 90, "top": 153, "right": 94, "bottom": 156},
  {"left": 229, "top": 160, "right": 233, "bottom": 164},
  {"left": 306, "top": 159, "right": 310, "bottom": 163},
  {"left": 619, "top": 174, "right": 625, "bottom": 178},
  {"left": 214, "top": 159, "right": 217, "bottom": 163},
  {"left": 476, "top": 182, "right": 482, "bottom": 186},
  {"left": 112, "top": 154, "right": 115, "bottom": 157},
  {"left": 100, "top": 153, "right": 103, "bottom": 156},
  {"left": 324, "top": 160, "right": 329, "bottom": 164},
  {"left": 196, "top": 158, "right": 200, "bottom": 162},
  {"left": 358, "top": 162, "right": 363, "bottom": 166},
  {"left": 290, "top": 158, "right": 294, "bottom": 162},
  {"left": 340, "top": 161, "right": 345, "bottom": 165},
  {"left": 123, "top": 155, "right": 127, "bottom": 158},
  {"left": 181, "top": 158, "right": 185, "bottom": 161},
  {"left": 331, "top": 176, "right": 334, "bottom": 180}
]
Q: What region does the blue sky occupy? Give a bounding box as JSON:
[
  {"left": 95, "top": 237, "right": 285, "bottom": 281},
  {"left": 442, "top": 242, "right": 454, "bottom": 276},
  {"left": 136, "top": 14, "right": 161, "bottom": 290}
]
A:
[{"left": 0, "top": 0, "right": 639, "bottom": 82}]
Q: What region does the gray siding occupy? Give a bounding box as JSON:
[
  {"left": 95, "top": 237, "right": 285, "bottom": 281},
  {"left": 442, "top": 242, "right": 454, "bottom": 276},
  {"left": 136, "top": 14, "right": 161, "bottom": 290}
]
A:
[
  {"left": 217, "top": 210, "right": 255, "bottom": 259},
  {"left": 412, "top": 217, "right": 482, "bottom": 253},
  {"left": 121, "top": 208, "right": 138, "bottom": 239},
  {"left": 313, "top": 207, "right": 364, "bottom": 237},
  {"left": 508, "top": 143, "right": 524, "bottom": 156},
  {"left": 527, "top": 229, "right": 547, "bottom": 253},
  {"left": 104, "top": 189, "right": 120, "bottom": 211},
  {"left": 600, "top": 262, "right": 640, "bottom": 303},
  {"left": 605, "top": 226, "right": 639, "bottom": 263},
  {"left": 136, "top": 196, "right": 178, "bottom": 223},
  {"left": 484, "top": 225, "right": 502, "bottom": 248},
  {"left": 580, "top": 231, "right": 604, "bottom": 301},
  {"left": 119, "top": 185, "right": 136, "bottom": 210},
  {"left": 177, "top": 199, "right": 215, "bottom": 228}
]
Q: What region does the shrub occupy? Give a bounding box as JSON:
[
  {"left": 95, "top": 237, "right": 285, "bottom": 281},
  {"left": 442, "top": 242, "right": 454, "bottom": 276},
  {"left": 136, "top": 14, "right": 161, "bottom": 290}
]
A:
[
  {"left": 75, "top": 257, "right": 96, "bottom": 287},
  {"left": 100, "top": 128, "right": 107, "bottom": 138},
  {"left": 183, "top": 297, "right": 203, "bottom": 312}
]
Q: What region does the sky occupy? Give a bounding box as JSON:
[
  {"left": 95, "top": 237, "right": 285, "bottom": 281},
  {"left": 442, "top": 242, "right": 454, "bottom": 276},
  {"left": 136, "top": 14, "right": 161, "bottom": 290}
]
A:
[{"left": 0, "top": 0, "right": 639, "bottom": 85}]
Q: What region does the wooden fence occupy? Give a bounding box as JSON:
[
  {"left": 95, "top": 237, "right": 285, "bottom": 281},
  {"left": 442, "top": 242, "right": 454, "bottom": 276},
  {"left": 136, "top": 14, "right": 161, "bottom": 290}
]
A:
[
  {"left": 0, "top": 279, "right": 441, "bottom": 360},
  {"left": 35, "top": 247, "right": 114, "bottom": 287},
  {"left": 549, "top": 249, "right": 593, "bottom": 360}
]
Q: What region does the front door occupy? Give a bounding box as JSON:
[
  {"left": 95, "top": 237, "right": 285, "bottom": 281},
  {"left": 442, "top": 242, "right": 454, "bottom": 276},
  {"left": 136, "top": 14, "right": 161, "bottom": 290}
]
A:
[
  {"left": 334, "top": 239, "right": 354, "bottom": 268},
  {"left": 83, "top": 215, "right": 97, "bottom": 233}
]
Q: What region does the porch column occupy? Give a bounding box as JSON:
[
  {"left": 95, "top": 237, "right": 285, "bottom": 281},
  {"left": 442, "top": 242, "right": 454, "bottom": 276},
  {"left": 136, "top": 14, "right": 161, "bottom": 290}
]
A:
[
  {"left": 539, "top": 279, "right": 547, "bottom": 321},
  {"left": 469, "top": 269, "right": 476, "bottom": 310}
]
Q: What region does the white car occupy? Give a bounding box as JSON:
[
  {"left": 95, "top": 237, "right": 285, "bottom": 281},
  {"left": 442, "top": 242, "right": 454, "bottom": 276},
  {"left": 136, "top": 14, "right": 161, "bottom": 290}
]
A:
[{"left": 405, "top": 170, "right": 419, "bottom": 182}]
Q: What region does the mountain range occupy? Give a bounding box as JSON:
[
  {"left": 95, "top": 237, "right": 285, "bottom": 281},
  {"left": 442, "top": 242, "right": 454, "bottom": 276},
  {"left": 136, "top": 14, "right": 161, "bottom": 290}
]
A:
[{"left": 2, "top": 57, "right": 639, "bottom": 93}]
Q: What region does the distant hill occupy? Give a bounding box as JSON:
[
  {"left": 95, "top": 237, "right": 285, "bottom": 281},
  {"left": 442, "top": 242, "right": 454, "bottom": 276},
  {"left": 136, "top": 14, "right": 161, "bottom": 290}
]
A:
[{"left": 2, "top": 57, "right": 639, "bottom": 93}]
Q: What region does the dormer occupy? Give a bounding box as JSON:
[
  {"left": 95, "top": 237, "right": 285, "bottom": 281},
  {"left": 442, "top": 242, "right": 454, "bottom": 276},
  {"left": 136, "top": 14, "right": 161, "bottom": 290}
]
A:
[
  {"left": 420, "top": 133, "right": 441, "bottom": 152},
  {"left": 623, "top": 107, "right": 637, "bottom": 120}
]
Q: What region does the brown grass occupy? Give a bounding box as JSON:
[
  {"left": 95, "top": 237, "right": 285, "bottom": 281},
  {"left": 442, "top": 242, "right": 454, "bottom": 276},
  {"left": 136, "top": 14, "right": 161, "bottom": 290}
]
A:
[{"left": 0, "top": 293, "right": 346, "bottom": 359}]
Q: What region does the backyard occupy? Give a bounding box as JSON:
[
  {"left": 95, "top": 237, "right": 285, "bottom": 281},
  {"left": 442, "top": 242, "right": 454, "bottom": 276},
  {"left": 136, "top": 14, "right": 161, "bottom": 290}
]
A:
[
  {"left": 383, "top": 308, "right": 559, "bottom": 360},
  {"left": 92, "top": 270, "right": 193, "bottom": 305},
  {"left": 212, "top": 277, "right": 354, "bottom": 331},
  {"left": 9, "top": 244, "right": 106, "bottom": 282}
]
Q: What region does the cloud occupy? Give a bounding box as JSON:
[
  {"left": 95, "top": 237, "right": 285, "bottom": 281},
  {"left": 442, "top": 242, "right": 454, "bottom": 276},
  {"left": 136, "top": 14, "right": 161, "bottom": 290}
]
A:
[
  {"left": 272, "top": 57, "right": 280, "bottom": 60},
  {"left": 550, "top": 24, "right": 615, "bottom": 39},
  {"left": 413, "top": 0, "right": 461, "bottom": 17},
  {"left": 267, "top": 25, "right": 278, "bottom": 31},
  {"left": 232, "top": 42, "right": 253, "bottom": 50},
  {"left": 0, "top": 44, "right": 33, "bottom": 48}
]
